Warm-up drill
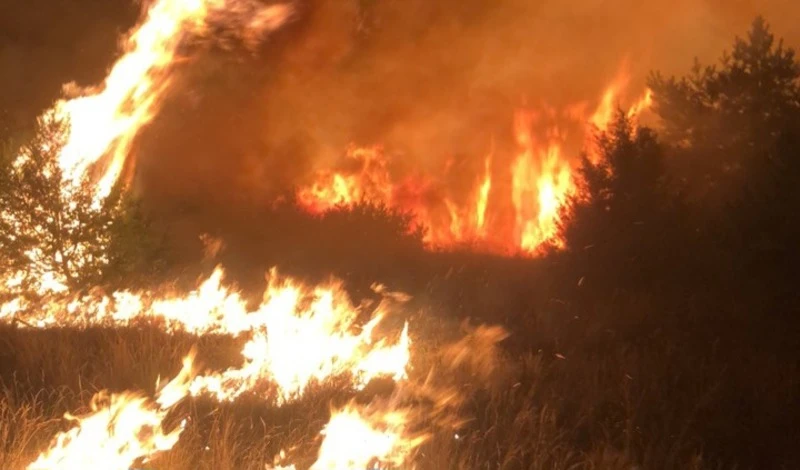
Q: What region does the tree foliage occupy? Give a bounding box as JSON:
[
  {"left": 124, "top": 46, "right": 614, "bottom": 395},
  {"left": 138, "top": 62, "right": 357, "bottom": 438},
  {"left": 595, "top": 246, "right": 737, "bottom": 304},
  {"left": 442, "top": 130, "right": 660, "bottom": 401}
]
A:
[
  {"left": 648, "top": 16, "right": 800, "bottom": 206},
  {"left": 561, "top": 112, "right": 679, "bottom": 287},
  {"left": 649, "top": 17, "right": 800, "bottom": 273},
  {"left": 0, "top": 115, "right": 165, "bottom": 299},
  {"left": 559, "top": 17, "right": 800, "bottom": 289}
]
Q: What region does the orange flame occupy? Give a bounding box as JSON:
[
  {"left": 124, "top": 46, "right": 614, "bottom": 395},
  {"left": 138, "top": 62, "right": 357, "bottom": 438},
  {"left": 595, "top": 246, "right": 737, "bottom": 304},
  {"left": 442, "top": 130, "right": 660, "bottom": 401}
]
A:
[
  {"left": 188, "top": 270, "right": 411, "bottom": 402},
  {"left": 34, "top": 0, "right": 291, "bottom": 204},
  {"left": 511, "top": 111, "right": 574, "bottom": 252},
  {"left": 475, "top": 152, "right": 492, "bottom": 235},
  {"left": 297, "top": 146, "right": 395, "bottom": 213},
  {"left": 1, "top": 1, "right": 292, "bottom": 307},
  {"left": 296, "top": 75, "right": 653, "bottom": 256},
  {"left": 5, "top": 267, "right": 411, "bottom": 403},
  {"left": 310, "top": 402, "right": 426, "bottom": 469},
  {"left": 28, "top": 352, "right": 196, "bottom": 470},
  {"left": 268, "top": 401, "right": 425, "bottom": 470}
]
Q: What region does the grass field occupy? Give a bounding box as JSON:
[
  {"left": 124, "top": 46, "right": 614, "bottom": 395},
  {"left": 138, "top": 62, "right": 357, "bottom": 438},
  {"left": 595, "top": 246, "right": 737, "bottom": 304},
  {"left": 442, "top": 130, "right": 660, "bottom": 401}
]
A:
[{"left": 2, "top": 258, "right": 797, "bottom": 469}]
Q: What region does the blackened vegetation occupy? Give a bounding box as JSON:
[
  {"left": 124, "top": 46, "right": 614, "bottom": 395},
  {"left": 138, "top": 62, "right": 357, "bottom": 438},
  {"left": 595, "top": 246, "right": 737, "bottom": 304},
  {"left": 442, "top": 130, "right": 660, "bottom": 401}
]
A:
[{"left": 2, "top": 16, "right": 800, "bottom": 470}]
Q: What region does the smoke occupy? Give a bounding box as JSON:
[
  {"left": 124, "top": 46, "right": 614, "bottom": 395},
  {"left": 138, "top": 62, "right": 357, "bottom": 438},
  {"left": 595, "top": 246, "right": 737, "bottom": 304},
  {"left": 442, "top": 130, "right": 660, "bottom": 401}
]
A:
[
  {"left": 126, "top": 0, "right": 798, "bottom": 212},
  {"left": 3, "top": 0, "right": 799, "bottom": 241}
]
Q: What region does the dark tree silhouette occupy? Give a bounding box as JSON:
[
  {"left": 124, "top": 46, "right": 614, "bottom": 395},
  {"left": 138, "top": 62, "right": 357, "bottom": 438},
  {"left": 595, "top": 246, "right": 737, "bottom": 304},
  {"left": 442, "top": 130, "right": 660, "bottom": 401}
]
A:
[
  {"left": 561, "top": 112, "right": 679, "bottom": 288},
  {"left": 649, "top": 16, "right": 800, "bottom": 207},
  {"left": 649, "top": 16, "right": 800, "bottom": 275}
]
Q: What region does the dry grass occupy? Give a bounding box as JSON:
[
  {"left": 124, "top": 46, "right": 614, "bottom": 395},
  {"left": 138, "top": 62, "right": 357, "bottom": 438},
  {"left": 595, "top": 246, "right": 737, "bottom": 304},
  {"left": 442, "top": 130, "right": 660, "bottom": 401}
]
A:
[{"left": 1, "top": 297, "right": 797, "bottom": 470}]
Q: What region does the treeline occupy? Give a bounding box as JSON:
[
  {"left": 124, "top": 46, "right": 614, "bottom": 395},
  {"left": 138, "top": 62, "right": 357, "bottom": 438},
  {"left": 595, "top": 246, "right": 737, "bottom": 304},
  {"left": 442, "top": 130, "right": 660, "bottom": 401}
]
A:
[
  {"left": 560, "top": 17, "right": 800, "bottom": 296},
  {"left": 4, "top": 17, "right": 800, "bottom": 304},
  {"left": 1, "top": 16, "right": 799, "bottom": 468}
]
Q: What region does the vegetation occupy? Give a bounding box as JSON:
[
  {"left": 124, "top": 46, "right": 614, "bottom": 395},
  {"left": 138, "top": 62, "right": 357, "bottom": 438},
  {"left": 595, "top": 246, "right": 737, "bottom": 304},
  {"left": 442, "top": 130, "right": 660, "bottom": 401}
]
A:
[
  {"left": 0, "top": 115, "right": 168, "bottom": 298},
  {"left": 1, "top": 15, "right": 799, "bottom": 470}
]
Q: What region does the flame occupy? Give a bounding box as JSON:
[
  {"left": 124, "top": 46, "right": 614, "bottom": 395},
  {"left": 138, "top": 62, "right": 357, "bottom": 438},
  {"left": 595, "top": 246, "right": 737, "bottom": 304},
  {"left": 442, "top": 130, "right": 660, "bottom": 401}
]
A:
[
  {"left": 33, "top": 0, "right": 291, "bottom": 204},
  {"left": 627, "top": 88, "right": 654, "bottom": 119},
  {"left": 16, "top": 266, "right": 418, "bottom": 467},
  {"left": 5, "top": 267, "right": 411, "bottom": 403},
  {"left": 3, "top": 0, "right": 537, "bottom": 465},
  {"left": 11, "top": 268, "right": 511, "bottom": 470},
  {"left": 28, "top": 352, "right": 196, "bottom": 470},
  {"left": 475, "top": 152, "right": 492, "bottom": 235},
  {"left": 268, "top": 401, "right": 425, "bottom": 470},
  {"left": 1, "top": 0, "right": 292, "bottom": 308},
  {"left": 309, "top": 402, "right": 426, "bottom": 470},
  {"left": 511, "top": 111, "right": 574, "bottom": 252},
  {"left": 295, "top": 75, "right": 653, "bottom": 256},
  {"left": 297, "top": 146, "right": 395, "bottom": 213},
  {"left": 590, "top": 81, "right": 624, "bottom": 132},
  {"left": 188, "top": 271, "right": 411, "bottom": 402}
]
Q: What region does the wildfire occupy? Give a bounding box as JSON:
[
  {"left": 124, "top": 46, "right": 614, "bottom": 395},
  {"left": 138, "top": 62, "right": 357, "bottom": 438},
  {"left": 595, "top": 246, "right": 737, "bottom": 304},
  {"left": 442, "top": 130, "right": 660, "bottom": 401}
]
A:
[
  {"left": 27, "top": 352, "right": 196, "bottom": 470},
  {"left": 7, "top": 264, "right": 516, "bottom": 470},
  {"left": 36, "top": 0, "right": 292, "bottom": 204},
  {"left": 310, "top": 402, "right": 425, "bottom": 470},
  {"left": 16, "top": 267, "right": 420, "bottom": 466},
  {"left": 5, "top": 266, "right": 411, "bottom": 403},
  {"left": 187, "top": 270, "right": 412, "bottom": 402},
  {"left": 295, "top": 77, "right": 653, "bottom": 256},
  {"left": 0, "top": 0, "right": 654, "bottom": 467}
]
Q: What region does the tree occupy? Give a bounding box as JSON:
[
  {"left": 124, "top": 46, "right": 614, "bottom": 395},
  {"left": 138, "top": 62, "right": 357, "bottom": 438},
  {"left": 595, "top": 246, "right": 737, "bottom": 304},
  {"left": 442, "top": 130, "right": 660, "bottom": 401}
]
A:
[
  {"left": 649, "top": 17, "right": 800, "bottom": 274},
  {"left": 0, "top": 114, "right": 165, "bottom": 302},
  {"left": 648, "top": 16, "right": 800, "bottom": 208},
  {"left": 561, "top": 112, "right": 677, "bottom": 287}
]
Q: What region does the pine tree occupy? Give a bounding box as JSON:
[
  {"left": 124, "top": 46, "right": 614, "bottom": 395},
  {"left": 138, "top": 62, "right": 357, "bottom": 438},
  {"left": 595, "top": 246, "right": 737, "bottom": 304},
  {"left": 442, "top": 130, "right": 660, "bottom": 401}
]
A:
[
  {"left": 561, "top": 112, "right": 675, "bottom": 287},
  {"left": 648, "top": 16, "right": 800, "bottom": 207}
]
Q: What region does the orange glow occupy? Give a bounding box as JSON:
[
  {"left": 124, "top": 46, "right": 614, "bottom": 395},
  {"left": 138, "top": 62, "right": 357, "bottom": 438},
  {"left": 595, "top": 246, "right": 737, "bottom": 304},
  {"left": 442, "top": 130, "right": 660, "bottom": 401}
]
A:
[
  {"left": 309, "top": 402, "right": 426, "bottom": 469},
  {"left": 296, "top": 75, "right": 652, "bottom": 256},
  {"left": 188, "top": 270, "right": 411, "bottom": 402},
  {"left": 5, "top": 267, "right": 411, "bottom": 403},
  {"left": 30, "top": 0, "right": 291, "bottom": 205},
  {"left": 28, "top": 352, "right": 196, "bottom": 470}
]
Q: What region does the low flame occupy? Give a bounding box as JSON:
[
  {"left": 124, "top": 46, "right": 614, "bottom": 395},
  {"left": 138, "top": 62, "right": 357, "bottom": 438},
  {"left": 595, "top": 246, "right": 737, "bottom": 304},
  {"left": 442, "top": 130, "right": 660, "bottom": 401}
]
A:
[
  {"left": 18, "top": 267, "right": 416, "bottom": 465},
  {"left": 28, "top": 351, "right": 196, "bottom": 470},
  {"left": 188, "top": 271, "right": 411, "bottom": 402},
  {"left": 310, "top": 402, "right": 425, "bottom": 470},
  {"left": 14, "top": 269, "right": 512, "bottom": 469},
  {"left": 270, "top": 400, "right": 426, "bottom": 470},
  {"left": 5, "top": 267, "right": 411, "bottom": 403}
]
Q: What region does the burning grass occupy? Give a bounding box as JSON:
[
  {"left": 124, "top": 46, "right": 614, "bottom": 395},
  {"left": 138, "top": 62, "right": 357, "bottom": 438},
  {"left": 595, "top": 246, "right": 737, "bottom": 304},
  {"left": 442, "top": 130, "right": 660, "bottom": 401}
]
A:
[
  {"left": 2, "top": 0, "right": 799, "bottom": 467},
  {"left": 1, "top": 286, "right": 798, "bottom": 470}
]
